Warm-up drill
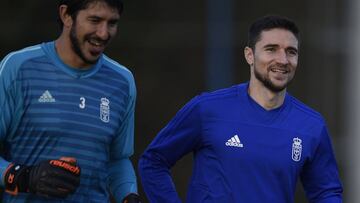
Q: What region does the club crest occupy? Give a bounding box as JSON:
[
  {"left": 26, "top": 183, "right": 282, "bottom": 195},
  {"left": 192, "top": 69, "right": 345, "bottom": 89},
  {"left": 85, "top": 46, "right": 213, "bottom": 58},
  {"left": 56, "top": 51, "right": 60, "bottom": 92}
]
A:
[
  {"left": 100, "top": 97, "right": 110, "bottom": 123},
  {"left": 292, "top": 137, "right": 302, "bottom": 162}
]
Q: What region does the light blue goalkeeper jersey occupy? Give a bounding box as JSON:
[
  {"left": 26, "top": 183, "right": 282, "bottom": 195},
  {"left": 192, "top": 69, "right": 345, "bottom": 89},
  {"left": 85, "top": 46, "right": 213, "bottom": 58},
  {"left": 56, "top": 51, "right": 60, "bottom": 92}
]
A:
[
  {"left": 0, "top": 41, "right": 137, "bottom": 202},
  {"left": 139, "top": 83, "right": 343, "bottom": 203}
]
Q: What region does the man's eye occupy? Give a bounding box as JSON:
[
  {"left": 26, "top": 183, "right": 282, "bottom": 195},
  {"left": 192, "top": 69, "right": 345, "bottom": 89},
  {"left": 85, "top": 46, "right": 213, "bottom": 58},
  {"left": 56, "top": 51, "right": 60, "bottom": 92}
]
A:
[
  {"left": 287, "top": 50, "right": 298, "bottom": 56},
  {"left": 89, "top": 18, "right": 100, "bottom": 23},
  {"left": 265, "top": 47, "right": 275, "bottom": 52},
  {"left": 108, "top": 21, "right": 118, "bottom": 28}
]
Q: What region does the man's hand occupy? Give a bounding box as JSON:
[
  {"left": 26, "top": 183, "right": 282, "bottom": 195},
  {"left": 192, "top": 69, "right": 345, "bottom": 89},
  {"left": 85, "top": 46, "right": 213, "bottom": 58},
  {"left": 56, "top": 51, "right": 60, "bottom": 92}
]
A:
[
  {"left": 4, "top": 158, "right": 81, "bottom": 198},
  {"left": 122, "top": 193, "right": 141, "bottom": 203}
]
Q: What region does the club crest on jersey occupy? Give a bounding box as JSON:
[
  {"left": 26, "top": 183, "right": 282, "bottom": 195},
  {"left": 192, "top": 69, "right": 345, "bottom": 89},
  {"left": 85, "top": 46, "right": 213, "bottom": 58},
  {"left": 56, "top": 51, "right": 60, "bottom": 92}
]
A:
[
  {"left": 292, "top": 137, "right": 302, "bottom": 162},
  {"left": 100, "top": 97, "right": 110, "bottom": 123}
]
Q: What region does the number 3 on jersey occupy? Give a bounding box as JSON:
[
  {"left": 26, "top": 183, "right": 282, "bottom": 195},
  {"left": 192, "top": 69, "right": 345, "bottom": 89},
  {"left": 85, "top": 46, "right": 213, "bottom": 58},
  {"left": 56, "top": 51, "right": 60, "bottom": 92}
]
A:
[{"left": 79, "top": 97, "right": 86, "bottom": 109}]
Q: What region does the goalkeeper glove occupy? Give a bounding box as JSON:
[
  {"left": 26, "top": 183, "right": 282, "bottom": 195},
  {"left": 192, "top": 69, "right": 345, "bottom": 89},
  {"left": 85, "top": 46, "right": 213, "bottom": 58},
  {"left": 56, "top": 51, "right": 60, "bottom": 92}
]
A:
[
  {"left": 4, "top": 159, "right": 81, "bottom": 198},
  {"left": 122, "top": 193, "right": 141, "bottom": 203}
]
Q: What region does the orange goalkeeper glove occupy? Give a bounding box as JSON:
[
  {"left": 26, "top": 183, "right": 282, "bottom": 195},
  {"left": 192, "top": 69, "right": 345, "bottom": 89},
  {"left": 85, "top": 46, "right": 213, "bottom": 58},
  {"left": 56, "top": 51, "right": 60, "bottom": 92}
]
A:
[{"left": 4, "top": 159, "right": 80, "bottom": 198}]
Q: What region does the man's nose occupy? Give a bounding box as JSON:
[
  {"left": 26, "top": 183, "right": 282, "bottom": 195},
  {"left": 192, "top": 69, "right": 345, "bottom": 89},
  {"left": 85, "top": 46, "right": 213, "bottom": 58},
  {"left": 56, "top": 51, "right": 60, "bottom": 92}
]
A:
[
  {"left": 96, "top": 23, "right": 110, "bottom": 40},
  {"left": 276, "top": 50, "right": 289, "bottom": 64}
]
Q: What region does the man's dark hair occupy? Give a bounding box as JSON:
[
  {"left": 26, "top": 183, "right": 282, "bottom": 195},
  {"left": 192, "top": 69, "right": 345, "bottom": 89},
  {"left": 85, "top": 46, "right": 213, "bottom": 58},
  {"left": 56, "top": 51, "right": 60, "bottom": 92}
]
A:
[
  {"left": 247, "top": 15, "right": 300, "bottom": 50},
  {"left": 57, "top": 0, "right": 123, "bottom": 29}
]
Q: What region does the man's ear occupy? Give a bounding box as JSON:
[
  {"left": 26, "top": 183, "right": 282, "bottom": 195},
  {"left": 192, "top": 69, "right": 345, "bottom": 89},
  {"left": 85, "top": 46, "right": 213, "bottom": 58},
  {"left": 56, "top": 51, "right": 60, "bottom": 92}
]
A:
[
  {"left": 244, "top": 46, "right": 254, "bottom": 66},
  {"left": 59, "top": 5, "right": 73, "bottom": 29}
]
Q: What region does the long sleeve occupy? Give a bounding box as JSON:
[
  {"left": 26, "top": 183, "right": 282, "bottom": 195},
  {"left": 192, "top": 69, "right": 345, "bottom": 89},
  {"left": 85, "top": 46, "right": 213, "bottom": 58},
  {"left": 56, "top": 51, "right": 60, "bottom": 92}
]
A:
[
  {"left": 108, "top": 75, "right": 138, "bottom": 202},
  {"left": 300, "top": 126, "right": 343, "bottom": 202},
  {"left": 138, "top": 97, "right": 203, "bottom": 203},
  {"left": 0, "top": 52, "right": 26, "bottom": 185}
]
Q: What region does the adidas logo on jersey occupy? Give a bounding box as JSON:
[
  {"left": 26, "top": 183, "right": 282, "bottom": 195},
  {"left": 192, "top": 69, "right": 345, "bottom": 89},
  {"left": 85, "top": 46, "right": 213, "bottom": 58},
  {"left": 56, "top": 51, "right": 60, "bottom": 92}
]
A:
[
  {"left": 225, "top": 135, "right": 243, "bottom": 148},
  {"left": 38, "top": 90, "right": 56, "bottom": 103}
]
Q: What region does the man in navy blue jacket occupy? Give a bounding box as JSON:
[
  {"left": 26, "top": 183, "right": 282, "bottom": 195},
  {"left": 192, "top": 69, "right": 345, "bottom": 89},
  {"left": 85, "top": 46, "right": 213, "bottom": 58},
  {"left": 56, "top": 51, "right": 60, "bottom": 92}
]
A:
[{"left": 138, "top": 15, "right": 343, "bottom": 202}]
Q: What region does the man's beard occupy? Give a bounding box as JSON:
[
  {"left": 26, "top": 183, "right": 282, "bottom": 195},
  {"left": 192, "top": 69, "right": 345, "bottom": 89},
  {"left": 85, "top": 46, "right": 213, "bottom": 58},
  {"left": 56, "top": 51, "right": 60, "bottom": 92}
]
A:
[
  {"left": 69, "top": 24, "right": 98, "bottom": 66},
  {"left": 254, "top": 64, "right": 293, "bottom": 93}
]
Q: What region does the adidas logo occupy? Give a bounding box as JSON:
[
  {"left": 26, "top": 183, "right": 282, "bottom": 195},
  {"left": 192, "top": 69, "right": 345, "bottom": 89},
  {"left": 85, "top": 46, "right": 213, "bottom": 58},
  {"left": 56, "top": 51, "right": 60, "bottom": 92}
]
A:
[
  {"left": 38, "top": 90, "right": 56, "bottom": 103},
  {"left": 225, "top": 135, "right": 243, "bottom": 148}
]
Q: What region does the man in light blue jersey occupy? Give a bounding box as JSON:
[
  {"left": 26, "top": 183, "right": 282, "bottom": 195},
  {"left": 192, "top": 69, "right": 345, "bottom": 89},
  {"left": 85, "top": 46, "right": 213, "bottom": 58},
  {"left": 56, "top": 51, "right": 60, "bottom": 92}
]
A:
[
  {"left": 139, "top": 15, "right": 343, "bottom": 202},
  {"left": 0, "top": 0, "right": 140, "bottom": 202}
]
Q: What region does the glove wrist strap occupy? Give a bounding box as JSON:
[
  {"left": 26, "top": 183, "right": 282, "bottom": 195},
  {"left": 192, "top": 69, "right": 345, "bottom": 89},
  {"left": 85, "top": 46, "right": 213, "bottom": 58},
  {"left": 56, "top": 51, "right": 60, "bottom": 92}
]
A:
[{"left": 4, "top": 163, "right": 31, "bottom": 195}]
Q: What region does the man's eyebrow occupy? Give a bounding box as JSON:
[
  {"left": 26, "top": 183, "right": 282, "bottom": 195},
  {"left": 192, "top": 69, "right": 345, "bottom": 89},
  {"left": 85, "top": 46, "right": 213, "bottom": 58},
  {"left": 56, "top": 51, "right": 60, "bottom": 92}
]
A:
[
  {"left": 263, "top": 44, "right": 279, "bottom": 47},
  {"left": 87, "top": 15, "right": 120, "bottom": 21},
  {"left": 262, "top": 44, "right": 298, "bottom": 51}
]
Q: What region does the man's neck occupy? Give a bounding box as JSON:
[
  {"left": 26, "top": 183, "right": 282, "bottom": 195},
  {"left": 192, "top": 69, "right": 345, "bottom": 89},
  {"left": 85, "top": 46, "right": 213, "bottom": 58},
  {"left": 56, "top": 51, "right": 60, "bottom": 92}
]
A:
[
  {"left": 248, "top": 80, "right": 286, "bottom": 110},
  {"left": 55, "top": 35, "right": 91, "bottom": 69}
]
